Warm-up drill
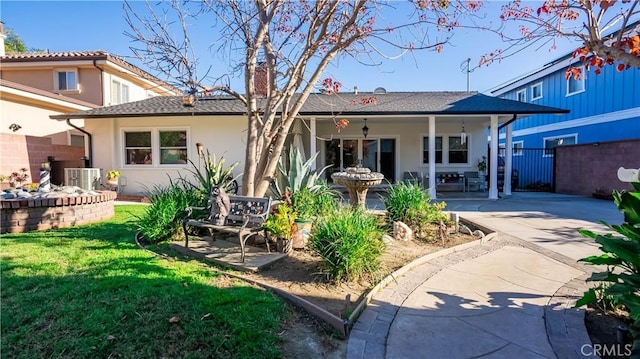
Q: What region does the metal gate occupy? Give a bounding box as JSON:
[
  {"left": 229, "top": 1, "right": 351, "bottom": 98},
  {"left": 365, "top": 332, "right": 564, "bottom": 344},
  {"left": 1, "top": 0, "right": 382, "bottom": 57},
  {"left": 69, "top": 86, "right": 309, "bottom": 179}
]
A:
[{"left": 496, "top": 147, "right": 555, "bottom": 192}]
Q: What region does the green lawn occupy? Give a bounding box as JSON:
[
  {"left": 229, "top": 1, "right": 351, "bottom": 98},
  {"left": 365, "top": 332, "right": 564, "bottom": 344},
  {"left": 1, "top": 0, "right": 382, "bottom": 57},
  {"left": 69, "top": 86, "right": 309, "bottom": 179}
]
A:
[{"left": 1, "top": 205, "right": 286, "bottom": 358}]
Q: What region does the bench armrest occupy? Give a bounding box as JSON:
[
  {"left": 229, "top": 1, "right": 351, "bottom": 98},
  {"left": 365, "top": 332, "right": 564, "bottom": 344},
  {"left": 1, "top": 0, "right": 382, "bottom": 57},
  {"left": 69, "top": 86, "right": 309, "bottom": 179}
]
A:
[{"left": 183, "top": 206, "right": 206, "bottom": 219}]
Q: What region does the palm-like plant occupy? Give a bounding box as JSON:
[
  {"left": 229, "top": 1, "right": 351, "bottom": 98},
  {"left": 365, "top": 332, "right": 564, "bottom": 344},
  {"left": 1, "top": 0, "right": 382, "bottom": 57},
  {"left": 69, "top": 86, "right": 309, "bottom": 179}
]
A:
[{"left": 181, "top": 149, "right": 240, "bottom": 196}]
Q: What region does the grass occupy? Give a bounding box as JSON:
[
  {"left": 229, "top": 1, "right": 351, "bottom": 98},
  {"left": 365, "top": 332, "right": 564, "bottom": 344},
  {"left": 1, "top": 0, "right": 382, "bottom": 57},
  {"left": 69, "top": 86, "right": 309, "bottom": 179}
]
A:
[{"left": 1, "top": 205, "right": 286, "bottom": 358}]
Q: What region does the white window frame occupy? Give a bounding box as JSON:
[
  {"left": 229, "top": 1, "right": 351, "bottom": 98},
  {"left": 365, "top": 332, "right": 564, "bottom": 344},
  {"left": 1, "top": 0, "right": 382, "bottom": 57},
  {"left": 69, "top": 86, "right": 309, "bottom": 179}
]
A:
[
  {"left": 516, "top": 89, "right": 526, "bottom": 102},
  {"left": 513, "top": 140, "right": 524, "bottom": 156},
  {"left": 121, "top": 127, "right": 190, "bottom": 168},
  {"left": 530, "top": 82, "right": 543, "bottom": 101},
  {"left": 111, "top": 79, "right": 130, "bottom": 105},
  {"left": 543, "top": 134, "right": 578, "bottom": 157},
  {"left": 420, "top": 133, "right": 470, "bottom": 167},
  {"left": 54, "top": 69, "right": 79, "bottom": 92},
  {"left": 566, "top": 67, "right": 585, "bottom": 96}
]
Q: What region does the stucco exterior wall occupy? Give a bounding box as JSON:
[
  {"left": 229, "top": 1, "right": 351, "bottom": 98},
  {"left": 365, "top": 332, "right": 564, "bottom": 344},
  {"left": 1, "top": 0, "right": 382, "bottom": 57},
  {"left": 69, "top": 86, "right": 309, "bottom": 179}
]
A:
[
  {"left": 85, "top": 115, "right": 248, "bottom": 195},
  {"left": 0, "top": 99, "right": 83, "bottom": 140}
]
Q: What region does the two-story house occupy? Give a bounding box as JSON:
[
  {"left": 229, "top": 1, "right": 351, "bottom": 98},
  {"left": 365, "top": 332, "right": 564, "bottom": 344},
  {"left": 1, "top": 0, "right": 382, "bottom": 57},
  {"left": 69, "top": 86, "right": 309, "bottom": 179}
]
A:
[
  {"left": 490, "top": 49, "right": 639, "bottom": 194},
  {"left": 0, "top": 26, "right": 180, "bottom": 182}
]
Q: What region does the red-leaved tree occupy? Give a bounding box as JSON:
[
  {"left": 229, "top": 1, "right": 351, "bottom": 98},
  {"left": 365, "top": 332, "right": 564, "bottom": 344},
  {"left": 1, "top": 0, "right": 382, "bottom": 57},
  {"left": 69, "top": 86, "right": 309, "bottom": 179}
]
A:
[{"left": 125, "top": 0, "right": 485, "bottom": 197}]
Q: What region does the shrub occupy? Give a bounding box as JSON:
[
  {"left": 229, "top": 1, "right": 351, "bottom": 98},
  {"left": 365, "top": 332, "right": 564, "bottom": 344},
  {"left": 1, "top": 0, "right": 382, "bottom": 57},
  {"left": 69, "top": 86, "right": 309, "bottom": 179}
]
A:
[
  {"left": 576, "top": 181, "right": 640, "bottom": 356},
  {"left": 310, "top": 207, "right": 384, "bottom": 282},
  {"left": 269, "top": 147, "right": 330, "bottom": 199},
  {"left": 383, "top": 182, "right": 451, "bottom": 241},
  {"left": 263, "top": 203, "right": 297, "bottom": 240},
  {"left": 137, "top": 180, "right": 205, "bottom": 243}
]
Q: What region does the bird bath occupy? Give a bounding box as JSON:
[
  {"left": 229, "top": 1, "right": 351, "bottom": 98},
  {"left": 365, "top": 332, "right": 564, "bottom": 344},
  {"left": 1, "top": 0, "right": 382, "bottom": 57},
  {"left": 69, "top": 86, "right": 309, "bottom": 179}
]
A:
[{"left": 331, "top": 166, "right": 384, "bottom": 208}]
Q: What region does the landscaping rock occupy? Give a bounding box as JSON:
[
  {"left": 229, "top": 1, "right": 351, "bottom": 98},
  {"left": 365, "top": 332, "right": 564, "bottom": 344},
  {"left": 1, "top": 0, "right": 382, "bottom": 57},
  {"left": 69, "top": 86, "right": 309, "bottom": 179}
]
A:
[
  {"left": 381, "top": 234, "right": 395, "bottom": 246},
  {"left": 458, "top": 224, "right": 473, "bottom": 235},
  {"left": 393, "top": 221, "right": 413, "bottom": 241}
]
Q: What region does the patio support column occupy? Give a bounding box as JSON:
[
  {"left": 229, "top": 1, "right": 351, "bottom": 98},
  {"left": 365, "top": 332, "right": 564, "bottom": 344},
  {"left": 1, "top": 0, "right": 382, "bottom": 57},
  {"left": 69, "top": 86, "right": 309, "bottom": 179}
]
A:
[
  {"left": 504, "top": 123, "right": 513, "bottom": 196},
  {"left": 309, "top": 118, "right": 317, "bottom": 170},
  {"left": 428, "top": 116, "right": 437, "bottom": 200},
  {"left": 488, "top": 115, "right": 499, "bottom": 200}
]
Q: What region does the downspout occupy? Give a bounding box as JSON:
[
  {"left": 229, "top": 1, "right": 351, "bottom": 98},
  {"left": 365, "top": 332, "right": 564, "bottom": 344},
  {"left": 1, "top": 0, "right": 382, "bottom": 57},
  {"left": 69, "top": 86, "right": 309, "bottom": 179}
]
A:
[
  {"left": 66, "top": 119, "right": 93, "bottom": 167},
  {"left": 498, "top": 114, "right": 518, "bottom": 131},
  {"left": 93, "top": 59, "right": 104, "bottom": 106}
]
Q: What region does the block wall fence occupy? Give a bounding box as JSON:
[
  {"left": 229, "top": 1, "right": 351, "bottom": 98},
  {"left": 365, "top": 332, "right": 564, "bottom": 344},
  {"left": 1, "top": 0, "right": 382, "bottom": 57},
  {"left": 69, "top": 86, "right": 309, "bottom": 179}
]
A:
[
  {"left": 1, "top": 133, "right": 85, "bottom": 183},
  {"left": 555, "top": 139, "right": 639, "bottom": 197}
]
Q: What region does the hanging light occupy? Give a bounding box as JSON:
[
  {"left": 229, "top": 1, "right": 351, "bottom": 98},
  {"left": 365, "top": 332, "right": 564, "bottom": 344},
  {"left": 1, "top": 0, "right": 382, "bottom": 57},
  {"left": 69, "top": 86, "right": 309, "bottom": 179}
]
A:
[
  {"left": 460, "top": 121, "right": 467, "bottom": 145},
  {"left": 362, "top": 118, "right": 369, "bottom": 138}
]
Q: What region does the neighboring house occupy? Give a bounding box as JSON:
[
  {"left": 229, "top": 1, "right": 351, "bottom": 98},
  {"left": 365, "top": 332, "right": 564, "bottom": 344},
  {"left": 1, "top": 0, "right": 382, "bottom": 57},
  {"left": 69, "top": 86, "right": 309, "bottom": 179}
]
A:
[
  {"left": 490, "top": 50, "right": 640, "bottom": 192},
  {"left": 51, "top": 91, "right": 567, "bottom": 199},
  {"left": 0, "top": 43, "right": 181, "bottom": 182}
]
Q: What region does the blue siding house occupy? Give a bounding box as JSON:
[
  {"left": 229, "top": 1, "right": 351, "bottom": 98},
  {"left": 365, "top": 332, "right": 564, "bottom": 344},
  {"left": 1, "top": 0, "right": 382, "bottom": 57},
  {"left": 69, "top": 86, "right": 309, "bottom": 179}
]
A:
[{"left": 490, "top": 51, "right": 640, "bottom": 191}]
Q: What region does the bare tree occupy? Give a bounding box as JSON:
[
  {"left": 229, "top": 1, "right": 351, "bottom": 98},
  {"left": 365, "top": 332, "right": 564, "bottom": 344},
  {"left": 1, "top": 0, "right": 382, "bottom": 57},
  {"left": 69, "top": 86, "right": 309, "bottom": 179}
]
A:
[
  {"left": 480, "top": 0, "right": 639, "bottom": 73},
  {"left": 125, "top": 0, "right": 483, "bottom": 197}
]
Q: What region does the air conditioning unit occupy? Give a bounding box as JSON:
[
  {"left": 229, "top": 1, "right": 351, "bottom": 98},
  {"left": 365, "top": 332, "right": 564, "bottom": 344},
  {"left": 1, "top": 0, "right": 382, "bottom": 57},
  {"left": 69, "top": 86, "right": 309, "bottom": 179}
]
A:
[{"left": 64, "top": 168, "right": 102, "bottom": 190}]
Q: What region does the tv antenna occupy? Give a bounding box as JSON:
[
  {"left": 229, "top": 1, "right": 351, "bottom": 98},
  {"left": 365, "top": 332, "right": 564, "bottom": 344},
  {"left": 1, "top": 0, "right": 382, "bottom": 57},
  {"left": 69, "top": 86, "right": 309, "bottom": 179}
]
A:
[{"left": 460, "top": 58, "right": 474, "bottom": 92}]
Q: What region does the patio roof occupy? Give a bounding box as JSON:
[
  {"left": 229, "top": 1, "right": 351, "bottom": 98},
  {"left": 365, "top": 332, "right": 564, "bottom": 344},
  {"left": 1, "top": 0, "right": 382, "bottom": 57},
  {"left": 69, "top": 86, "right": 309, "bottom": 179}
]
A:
[{"left": 50, "top": 91, "right": 568, "bottom": 120}]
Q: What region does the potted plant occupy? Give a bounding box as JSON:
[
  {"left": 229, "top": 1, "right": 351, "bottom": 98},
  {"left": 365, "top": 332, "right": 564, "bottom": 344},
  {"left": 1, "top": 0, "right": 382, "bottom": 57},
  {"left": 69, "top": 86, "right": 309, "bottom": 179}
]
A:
[
  {"left": 477, "top": 156, "right": 487, "bottom": 175},
  {"left": 263, "top": 203, "right": 297, "bottom": 253},
  {"left": 106, "top": 170, "right": 120, "bottom": 185},
  {"left": 291, "top": 187, "right": 316, "bottom": 249}
]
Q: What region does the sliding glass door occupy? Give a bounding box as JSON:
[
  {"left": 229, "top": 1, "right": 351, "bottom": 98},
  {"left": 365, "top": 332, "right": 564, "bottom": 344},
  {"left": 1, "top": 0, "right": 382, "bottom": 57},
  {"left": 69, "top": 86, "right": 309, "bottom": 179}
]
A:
[{"left": 324, "top": 138, "right": 396, "bottom": 182}]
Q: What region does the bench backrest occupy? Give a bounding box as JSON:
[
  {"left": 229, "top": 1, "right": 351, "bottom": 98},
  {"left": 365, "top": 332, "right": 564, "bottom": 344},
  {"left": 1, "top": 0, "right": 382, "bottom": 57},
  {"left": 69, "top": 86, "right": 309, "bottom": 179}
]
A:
[{"left": 223, "top": 195, "right": 272, "bottom": 227}]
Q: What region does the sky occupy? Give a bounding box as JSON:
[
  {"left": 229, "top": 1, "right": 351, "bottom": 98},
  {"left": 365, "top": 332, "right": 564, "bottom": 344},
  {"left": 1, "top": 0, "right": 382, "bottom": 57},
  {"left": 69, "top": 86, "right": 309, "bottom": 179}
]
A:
[{"left": 1, "top": 1, "right": 582, "bottom": 94}]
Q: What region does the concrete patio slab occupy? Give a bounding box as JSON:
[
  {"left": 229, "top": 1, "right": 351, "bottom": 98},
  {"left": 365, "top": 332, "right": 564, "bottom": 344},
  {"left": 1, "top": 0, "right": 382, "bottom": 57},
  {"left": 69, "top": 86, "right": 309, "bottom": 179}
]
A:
[{"left": 169, "top": 238, "right": 288, "bottom": 272}]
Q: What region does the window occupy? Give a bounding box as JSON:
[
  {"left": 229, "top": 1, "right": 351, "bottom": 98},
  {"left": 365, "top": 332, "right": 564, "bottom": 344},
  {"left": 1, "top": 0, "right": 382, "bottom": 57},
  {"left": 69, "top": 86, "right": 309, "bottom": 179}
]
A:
[
  {"left": 566, "top": 68, "right": 585, "bottom": 96},
  {"left": 516, "top": 89, "right": 526, "bottom": 102},
  {"left": 111, "top": 80, "right": 130, "bottom": 105},
  {"left": 159, "top": 130, "right": 187, "bottom": 164},
  {"left": 513, "top": 141, "right": 524, "bottom": 156},
  {"left": 448, "top": 136, "right": 468, "bottom": 163},
  {"left": 422, "top": 136, "right": 443, "bottom": 164},
  {"left": 55, "top": 70, "right": 78, "bottom": 91},
  {"left": 123, "top": 128, "right": 189, "bottom": 166},
  {"left": 125, "top": 131, "right": 153, "bottom": 165},
  {"left": 544, "top": 134, "right": 577, "bottom": 156},
  {"left": 531, "top": 82, "right": 542, "bottom": 100}
]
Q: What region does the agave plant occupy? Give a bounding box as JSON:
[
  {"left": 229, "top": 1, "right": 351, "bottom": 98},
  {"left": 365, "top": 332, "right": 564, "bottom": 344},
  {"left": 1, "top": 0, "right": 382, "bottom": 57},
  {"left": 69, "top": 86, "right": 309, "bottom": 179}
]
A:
[
  {"left": 269, "top": 147, "right": 330, "bottom": 199},
  {"left": 180, "top": 149, "right": 240, "bottom": 196}
]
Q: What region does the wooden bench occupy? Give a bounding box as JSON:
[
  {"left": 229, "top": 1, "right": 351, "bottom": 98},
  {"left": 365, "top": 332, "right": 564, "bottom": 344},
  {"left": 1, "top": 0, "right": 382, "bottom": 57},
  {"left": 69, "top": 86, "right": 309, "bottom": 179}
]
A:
[{"left": 182, "top": 194, "right": 273, "bottom": 262}]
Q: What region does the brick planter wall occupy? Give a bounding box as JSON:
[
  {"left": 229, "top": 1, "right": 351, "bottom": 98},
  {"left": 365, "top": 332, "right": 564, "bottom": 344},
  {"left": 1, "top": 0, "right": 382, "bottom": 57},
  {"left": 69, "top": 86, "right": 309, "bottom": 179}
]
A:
[
  {"left": 555, "top": 139, "right": 639, "bottom": 197},
  {"left": 1, "top": 191, "right": 117, "bottom": 234}
]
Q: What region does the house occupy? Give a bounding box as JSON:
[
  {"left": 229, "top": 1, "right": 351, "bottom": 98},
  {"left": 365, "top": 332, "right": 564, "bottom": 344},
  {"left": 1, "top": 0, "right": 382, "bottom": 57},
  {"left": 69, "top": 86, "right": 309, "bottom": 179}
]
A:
[
  {"left": 0, "top": 25, "right": 181, "bottom": 181},
  {"left": 51, "top": 91, "right": 567, "bottom": 199},
  {"left": 490, "top": 49, "right": 640, "bottom": 194}
]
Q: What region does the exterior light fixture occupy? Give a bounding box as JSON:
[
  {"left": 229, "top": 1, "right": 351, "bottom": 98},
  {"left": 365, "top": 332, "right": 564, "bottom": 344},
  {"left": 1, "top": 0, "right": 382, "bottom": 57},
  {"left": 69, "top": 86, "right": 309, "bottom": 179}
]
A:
[
  {"left": 460, "top": 121, "right": 467, "bottom": 145},
  {"left": 362, "top": 118, "right": 369, "bottom": 138},
  {"left": 195, "top": 142, "right": 204, "bottom": 157}
]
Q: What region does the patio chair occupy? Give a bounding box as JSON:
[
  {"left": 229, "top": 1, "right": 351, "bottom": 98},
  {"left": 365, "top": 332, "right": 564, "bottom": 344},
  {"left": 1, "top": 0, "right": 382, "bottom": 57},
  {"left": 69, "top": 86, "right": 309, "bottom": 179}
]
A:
[
  {"left": 403, "top": 171, "right": 422, "bottom": 186},
  {"left": 464, "top": 171, "right": 485, "bottom": 192}
]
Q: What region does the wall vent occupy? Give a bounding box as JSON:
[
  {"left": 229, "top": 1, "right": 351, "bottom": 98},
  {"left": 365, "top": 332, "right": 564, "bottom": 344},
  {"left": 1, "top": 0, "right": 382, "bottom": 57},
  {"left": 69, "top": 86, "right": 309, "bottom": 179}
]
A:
[{"left": 64, "top": 168, "right": 101, "bottom": 190}]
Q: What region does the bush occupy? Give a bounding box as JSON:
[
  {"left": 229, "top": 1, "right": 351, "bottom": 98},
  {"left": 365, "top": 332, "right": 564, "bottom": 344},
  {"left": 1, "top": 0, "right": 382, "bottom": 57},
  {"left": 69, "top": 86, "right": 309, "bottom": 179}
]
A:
[
  {"left": 576, "top": 181, "right": 640, "bottom": 356},
  {"left": 310, "top": 207, "right": 384, "bottom": 282},
  {"left": 383, "top": 182, "right": 450, "bottom": 241},
  {"left": 137, "top": 180, "right": 205, "bottom": 243},
  {"left": 291, "top": 183, "right": 339, "bottom": 219}
]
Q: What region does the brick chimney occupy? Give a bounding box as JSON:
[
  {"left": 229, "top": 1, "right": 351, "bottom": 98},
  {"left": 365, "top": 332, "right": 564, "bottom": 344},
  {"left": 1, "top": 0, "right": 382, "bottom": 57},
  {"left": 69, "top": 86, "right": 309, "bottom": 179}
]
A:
[
  {"left": 0, "top": 22, "right": 6, "bottom": 57},
  {"left": 254, "top": 62, "right": 270, "bottom": 98}
]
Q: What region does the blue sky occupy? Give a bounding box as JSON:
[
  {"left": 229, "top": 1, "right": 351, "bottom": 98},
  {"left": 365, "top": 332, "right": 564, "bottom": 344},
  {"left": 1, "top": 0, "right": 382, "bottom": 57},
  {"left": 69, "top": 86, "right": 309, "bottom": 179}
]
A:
[{"left": 1, "top": 1, "right": 580, "bottom": 94}]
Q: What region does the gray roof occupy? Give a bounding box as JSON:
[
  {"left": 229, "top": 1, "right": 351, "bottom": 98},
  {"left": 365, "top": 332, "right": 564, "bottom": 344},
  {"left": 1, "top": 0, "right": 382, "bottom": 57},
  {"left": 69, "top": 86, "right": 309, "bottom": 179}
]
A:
[{"left": 50, "top": 91, "right": 568, "bottom": 120}]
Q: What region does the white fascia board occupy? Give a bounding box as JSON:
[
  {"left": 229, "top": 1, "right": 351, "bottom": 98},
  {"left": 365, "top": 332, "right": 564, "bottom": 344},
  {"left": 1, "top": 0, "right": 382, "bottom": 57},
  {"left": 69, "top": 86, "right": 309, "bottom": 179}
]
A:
[
  {"left": 491, "top": 56, "right": 579, "bottom": 96},
  {"left": 495, "top": 107, "right": 640, "bottom": 140}
]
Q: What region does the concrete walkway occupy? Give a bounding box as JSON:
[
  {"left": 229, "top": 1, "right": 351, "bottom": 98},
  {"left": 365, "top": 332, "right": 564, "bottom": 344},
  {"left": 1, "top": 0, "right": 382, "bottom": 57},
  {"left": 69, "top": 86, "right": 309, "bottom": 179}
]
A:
[{"left": 348, "top": 192, "right": 622, "bottom": 359}]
